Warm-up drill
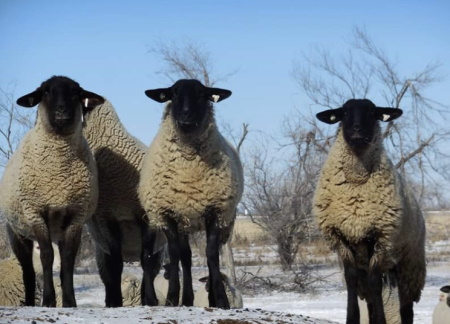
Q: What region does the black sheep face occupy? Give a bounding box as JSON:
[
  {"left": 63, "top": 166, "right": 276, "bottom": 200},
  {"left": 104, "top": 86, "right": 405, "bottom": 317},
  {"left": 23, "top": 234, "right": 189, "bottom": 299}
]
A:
[
  {"left": 316, "top": 99, "right": 403, "bottom": 155},
  {"left": 145, "top": 79, "right": 231, "bottom": 136},
  {"left": 16, "top": 76, "right": 104, "bottom": 135}
]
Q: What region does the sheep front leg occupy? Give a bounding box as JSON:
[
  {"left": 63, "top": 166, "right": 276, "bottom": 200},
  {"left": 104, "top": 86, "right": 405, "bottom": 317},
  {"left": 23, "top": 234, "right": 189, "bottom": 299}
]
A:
[
  {"left": 33, "top": 223, "right": 56, "bottom": 307},
  {"left": 163, "top": 218, "right": 181, "bottom": 306},
  {"left": 6, "top": 224, "right": 36, "bottom": 306},
  {"left": 343, "top": 261, "right": 360, "bottom": 324},
  {"left": 399, "top": 293, "right": 413, "bottom": 324},
  {"left": 179, "top": 232, "right": 194, "bottom": 306},
  {"left": 58, "top": 224, "right": 82, "bottom": 307},
  {"left": 367, "top": 266, "right": 386, "bottom": 324},
  {"left": 140, "top": 225, "right": 159, "bottom": 306},
  {"left": 205, "top": 213, "right": 230, "bottom": 309}
]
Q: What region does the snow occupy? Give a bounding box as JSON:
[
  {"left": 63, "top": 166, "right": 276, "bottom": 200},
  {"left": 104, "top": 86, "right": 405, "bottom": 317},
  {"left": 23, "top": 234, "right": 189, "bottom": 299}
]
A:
[{"left": 0, "top": 263, "right": 447, "bottom": 324}]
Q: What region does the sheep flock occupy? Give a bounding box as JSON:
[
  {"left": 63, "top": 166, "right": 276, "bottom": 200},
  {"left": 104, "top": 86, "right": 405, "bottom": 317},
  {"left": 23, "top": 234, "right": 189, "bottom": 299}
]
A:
[{"left": 0, "top": 76, "right": 437, "bottom": 324}]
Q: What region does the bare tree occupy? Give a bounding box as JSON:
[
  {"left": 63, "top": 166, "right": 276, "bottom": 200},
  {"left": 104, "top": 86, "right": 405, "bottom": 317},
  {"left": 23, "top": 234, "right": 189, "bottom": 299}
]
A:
[
  {"left": 292, "top": 26, "right": 450, "bottom": 204},
  {"left": 243, "top": 116, "right": 325, "bottom": 271},
  {"left": 148, "top": 39, "right": 237, "bottom": 87},
  {"left": 0, "top": 84, "right": 34, "bottom": 169}
]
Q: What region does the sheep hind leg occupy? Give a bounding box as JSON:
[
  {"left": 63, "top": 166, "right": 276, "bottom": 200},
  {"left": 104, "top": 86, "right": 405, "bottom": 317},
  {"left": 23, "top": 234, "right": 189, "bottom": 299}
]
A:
[
  {"left": 179, "top": 232, "right": 194, "bottom": 306},
  {"left": 140, "top": 226, "right": 159, "bottom": 306},
  {"left": 6, "top": 224, "right": 36, "bottom": 306},
  {"left": 163, "top": 218, "right": 181, "bottom": 306},
  {"left": 58, "top": 225, "right": 82, "bottom": 307},
  {"left": 205, "top": 213, "right": 230, "bottom": 309},
  {"left": 95, "top": 222, "right": 123, "bottom": 307}
]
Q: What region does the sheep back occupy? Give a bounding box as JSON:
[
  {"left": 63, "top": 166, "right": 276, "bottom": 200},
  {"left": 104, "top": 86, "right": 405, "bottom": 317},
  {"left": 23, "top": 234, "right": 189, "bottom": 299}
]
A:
[
  {"left": 83, "top": 100, "right": 156, "bottom": 260},
  {"left": 139, "top": 106, "right": 243, "bottom": 237}
]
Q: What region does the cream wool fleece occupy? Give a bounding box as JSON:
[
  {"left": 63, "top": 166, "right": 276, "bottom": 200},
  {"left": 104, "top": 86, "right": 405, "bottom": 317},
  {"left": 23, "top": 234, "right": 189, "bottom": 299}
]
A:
[{"left": 139, "top": 103, "right": 243, "bottom": 243}]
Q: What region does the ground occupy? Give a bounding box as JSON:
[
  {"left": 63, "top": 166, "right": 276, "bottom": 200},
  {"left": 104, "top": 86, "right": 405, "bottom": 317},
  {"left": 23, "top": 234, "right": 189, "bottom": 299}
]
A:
[
  {"left": 0, "top": 213, "right": 448, "bottom": 324},
  {"left": 0, "top": 262, "right": 447, "bottom": 324}
]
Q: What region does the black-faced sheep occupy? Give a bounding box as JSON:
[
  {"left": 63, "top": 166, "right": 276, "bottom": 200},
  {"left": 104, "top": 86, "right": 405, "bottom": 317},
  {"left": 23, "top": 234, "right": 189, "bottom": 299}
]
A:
[
  {"left": 433, "top": 285, "right": 450, "bottom": 324},
  {"left": 82, "top": 99, "right": 165, "bottom": 307},
  {"left": 0, "top": 76, "right": 104, "bottom": 307},
  {"left": 139, "top": 79, "right": 244, "bottom": 309},
  {"left": 313, "top": 99, "right": 426, "bottom": 324},
  {"left": 194, "top": 273, "right": 243, "bottom": 309}
]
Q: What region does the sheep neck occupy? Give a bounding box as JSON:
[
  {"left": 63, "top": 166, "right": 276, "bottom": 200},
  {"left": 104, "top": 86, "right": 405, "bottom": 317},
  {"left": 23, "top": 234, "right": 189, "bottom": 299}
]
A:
[
  {"left": 163, "top": 105, "right": 220, "bottom": 158},
  {"left": 34, "top": 112, "right": 84, "bottom": 147},
  {"left": 334, "top": 127, "right": 383, "bottom": 184}
]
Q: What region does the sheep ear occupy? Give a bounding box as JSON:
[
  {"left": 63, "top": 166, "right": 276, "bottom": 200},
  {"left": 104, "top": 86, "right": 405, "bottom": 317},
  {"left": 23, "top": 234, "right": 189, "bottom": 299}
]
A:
[
  {"left": 440, "top": 285, "right": 450, "bottom": 293},
  {"left": 206, "top": 87, "right": 232, "bottom": 103},
  {"left": 80, "top": 89, "right": 105, "bottom": 111},
  {"left": 316, "top": 108, "right": 343, "bottom": 124},
  {"left": 198, "top": 276, "right": 208, "bottom": 283},
  {"left": 375, "top": 107, "right": 403, "bottom": 122},
  {"left": 16, "top": 89, "right": 42, "bottom": 108},
  {"left": 145, "top": 88, "right": 172, "bottom": 103}
]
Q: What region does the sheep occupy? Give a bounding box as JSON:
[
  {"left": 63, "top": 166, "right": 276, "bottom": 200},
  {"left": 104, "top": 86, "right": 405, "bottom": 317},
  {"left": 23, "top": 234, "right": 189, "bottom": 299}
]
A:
[
  {"left": 139, "top": 79, "right": 244, "bottom": 309},
  {"left": 433, "top": 285, "right": 450, "bottom": 324},
  {"left": 313, "top": 99, "right": 426, "bottom": 324},
  {"left": 0, "top": 257, "right": 41, "bottom": 306},
  {"left": 121, "top": 272, "right": 167, "bottom": 306},
  {"left": 0, "top": 75, "right": 104, "bottom": 307},
  {"left": 82, "top": 99, "right": 166, "bottom": 307},
  {"left": 194, "top": 273, "right": 243, "bottom": 309},
  {"left": 0, "top": 241, "right": 62, "bottom": 307}
]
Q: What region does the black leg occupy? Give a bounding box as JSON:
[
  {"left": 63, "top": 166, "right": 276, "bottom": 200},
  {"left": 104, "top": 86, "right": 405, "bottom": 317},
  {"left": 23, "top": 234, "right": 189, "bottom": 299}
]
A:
[
  {"left": 95, "top": 221, "right": 123, "bottom": 307},
  {"left": 179, "top": 232, "right": 194, "bottom": 306},
  {"left": 7, "top": 224, "right": 36, "bottom": 306},
  {"left": 140, "top": 225, "right": 159, "bottom": 306},
  {"left": 400, "top": 302, "right": 413, "bottom": 324},
  {"left": 163, "top": 218, "right": 181, "bottom": 306},
  {"left": 367, "top": 267, "right": 386, "bottom": 324},
  {"left": 33, "top": 224, "right": 56, "bottom": 307},
  {"left": 58, "top": 225, "right": 82, "bottom": 307},
  {"left": 205, "top": 213, "right": 229, "bottom": 309},
  {"left": 343, "top": 261, "right": 360, "bottom": 324}
]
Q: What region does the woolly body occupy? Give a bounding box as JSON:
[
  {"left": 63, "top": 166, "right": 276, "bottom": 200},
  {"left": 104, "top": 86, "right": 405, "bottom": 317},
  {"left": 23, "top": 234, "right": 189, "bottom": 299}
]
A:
[
  {"left": 0, "top": 257, "right": 40, "bottom": 306},
  {"left": 0, "top": 246, "right": 62, "bottom": 307},
  {"left": 121, "top": 273, "right": 169, "bottom": 306},
  {"left": 0, "top": 113, "right": 97, "bottom": 242},
  {"left": 313, "top": 126, "right": 426, "bottom": 306},
  {"left": 83, "top": 99, "right": 151, "bottom": 261},
  {"left": 139, "top": 102, "right": 243, "bottom": 238}
]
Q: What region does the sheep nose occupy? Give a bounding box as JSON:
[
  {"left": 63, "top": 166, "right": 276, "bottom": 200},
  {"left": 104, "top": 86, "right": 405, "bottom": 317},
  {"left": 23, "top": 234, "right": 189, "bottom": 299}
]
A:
[{"left": 353, "top": 125, "right": 361, "bottom": 132}]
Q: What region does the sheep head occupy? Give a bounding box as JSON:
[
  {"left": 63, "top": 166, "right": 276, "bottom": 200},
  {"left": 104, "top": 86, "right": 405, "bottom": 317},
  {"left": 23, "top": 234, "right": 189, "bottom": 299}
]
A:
[
  {"left": 316, "top": 99, "right": 402, "bottom": 155},
  {"left": 16, "top": 75, "right": 104, "bottom": 135},
  {"left": 145, "top": 79, "right": 231, "bottom": 135}
]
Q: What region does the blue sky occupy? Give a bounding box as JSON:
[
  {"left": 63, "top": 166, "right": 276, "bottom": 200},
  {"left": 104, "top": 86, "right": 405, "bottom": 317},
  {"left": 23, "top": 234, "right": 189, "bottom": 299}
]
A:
[{"left": 1, "top": 0, "right": 449, "bottom": 146}]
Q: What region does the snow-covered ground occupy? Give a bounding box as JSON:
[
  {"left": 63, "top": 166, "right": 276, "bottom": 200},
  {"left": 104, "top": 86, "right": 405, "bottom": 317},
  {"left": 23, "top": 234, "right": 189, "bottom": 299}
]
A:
[{"left": 0, "top": 262, "right": 448, "bottom": 324}]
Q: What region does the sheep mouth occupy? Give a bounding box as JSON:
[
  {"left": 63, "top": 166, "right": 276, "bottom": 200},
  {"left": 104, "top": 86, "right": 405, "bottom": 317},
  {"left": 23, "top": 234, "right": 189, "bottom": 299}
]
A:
[{"left": 177, "top": 121, "right": 199, "bottom": 133}]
